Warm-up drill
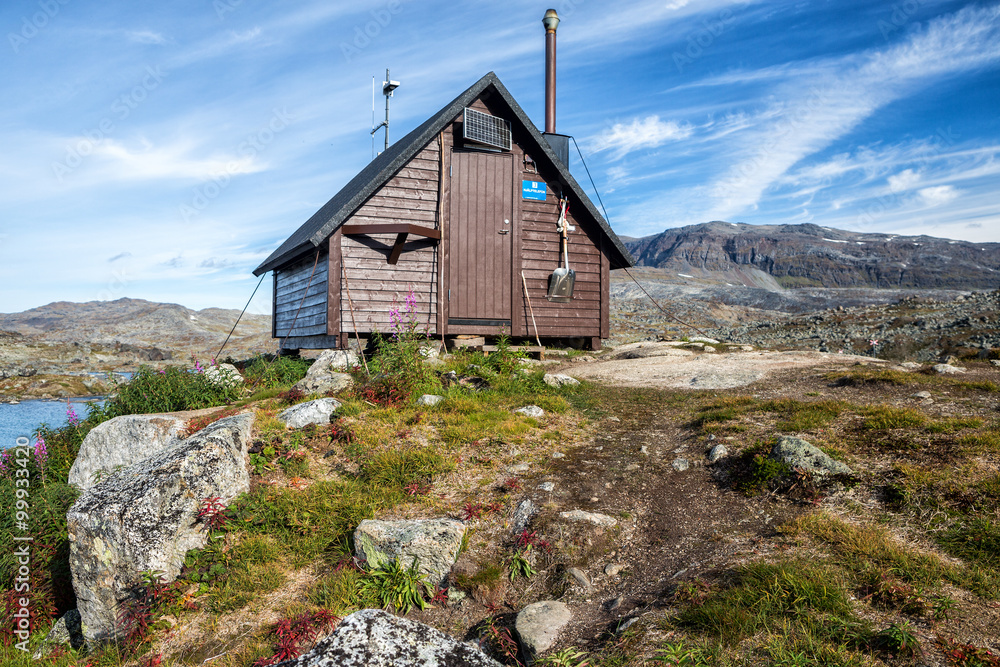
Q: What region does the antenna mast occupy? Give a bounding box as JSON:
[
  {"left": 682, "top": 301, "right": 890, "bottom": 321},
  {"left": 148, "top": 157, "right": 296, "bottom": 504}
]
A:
[{"left": 370, "top": 68, "right": 400, "bottom": 156}]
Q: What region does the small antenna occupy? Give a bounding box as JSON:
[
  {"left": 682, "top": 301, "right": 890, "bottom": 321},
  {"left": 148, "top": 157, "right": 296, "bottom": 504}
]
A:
[
  {"left": 370, "top": 68, "right": 400, "bottom": 155},
  {"left": 371, "top": 75, "right": 376, "bottom": 161}
]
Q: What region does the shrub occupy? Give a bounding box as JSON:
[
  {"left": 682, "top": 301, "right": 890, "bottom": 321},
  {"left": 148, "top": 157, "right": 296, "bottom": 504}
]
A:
[
  {"left": 367, "top": 290, "right": 437, "bottom": 397},
  {"left": 94, "top": 363, "right": 242, "bottom": 419},
  {"left": 358, "top": 558, "right": 431, "bottom": 614},
  {"left": 242, "top": 355, "right": 312, "bottom": 389}
]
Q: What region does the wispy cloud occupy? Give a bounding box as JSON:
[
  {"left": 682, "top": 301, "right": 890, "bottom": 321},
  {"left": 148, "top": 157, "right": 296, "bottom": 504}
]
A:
[
  {"left": 918, "top": 185, "right": 959, "bottom": 207},
  {"left": 591, "top": 116, "right": 693, "bottom": 159},
  {"left": 127, "top": 30, "right": 168, "bottom": 45}
]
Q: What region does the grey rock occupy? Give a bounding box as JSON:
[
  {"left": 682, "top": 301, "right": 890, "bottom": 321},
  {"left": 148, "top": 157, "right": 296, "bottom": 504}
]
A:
[
  {"left": 771, "top": 435, "right": 853, "bottom": 476},
  {"left": 68, "top": 414, "right": 186, "bottom": 491},
  {"left": 273, "top": 608, "right": 501, "bottom": 667},
  {"left": 551, "top": 452, "right": 565, "bottom": 459},
  {"left": 690, "top": 336, "right": 721, "bottom": 345},
  {"left": 354, "top": 518, "right": 465, "bottom": 587},
  {"left": 566, "top": 567, "right": 594, "bottom": 592},
  {"left": 605, "top": 596, "right": 623, "bottom": 611},
  {"left": 900, "top": 361, "right": 923, "bottom": 370},
  {"left": 604, "top": 563, "right": 625, "bottom": 576},
  {"left": 310, "top": 349, "right": 361, "bottom": 372},
  {"left": 672, "top": 458, "right": 691, "bottom": 472},
  {"left": 537, "top": 482, "right": 555, "bottom": 492},
  {"left": 932, "top": 363, "right": 966, "bottom": 375},
  {"left": 616, "top": 617, "right": 638, "bottom": 634},
  {"left": 559, "top": 510, "right": 617, "bottom": 527},
  {"left": 515, "top": 600, "right": 572, "bottom": 657},
  {"left": 707, "top": 444, "right": 728, "bottom": 463},
  {"left": 204, "top": 363, "right": 243, "bottom": 387},
  {"left": 515, "top": 405, "right": 545, "bottom": 418},
  {"left": 511, "top": 499, "right": 538, "bottom": 533},
  {"left": 416, "top": 394, "right": 444, "bottom": 406},
  {"left": 68, "top": 414, "right": 253, "bottom": 642},
  {"left": 278, "top": 398, "right": 342, "bottom": 429},
  {"left": 510, "top": 463, "right": 531, "bottom": 473},
  {"left": 33, "top": 609, "right": 84, "bottom": 657},
  {"left": 419, "top": 345, "right": 441, "bottom": 360},
  {"left": 294, "top": 370, "right": 353, "bottom": 395},
  {"left": 990, "top": 359, "right": 1000, "bottom": 367},
  {"left": 911, "top": 391, "right": 932, "bottom": 400},
  {"left": 543, "top": 373, "right": 580, "bottom": 387}
]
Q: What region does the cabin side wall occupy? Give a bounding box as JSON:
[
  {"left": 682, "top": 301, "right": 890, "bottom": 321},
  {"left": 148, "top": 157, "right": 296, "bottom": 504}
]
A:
[{"left": 274, "top": 250, "right": 329, "bottom": 339}]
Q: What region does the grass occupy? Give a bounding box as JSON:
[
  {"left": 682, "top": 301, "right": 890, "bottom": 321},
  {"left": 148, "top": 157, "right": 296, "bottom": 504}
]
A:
[
  {"left": 860, "top": 406, "right": 927, "bottom": 430},
  {"left": 691, "top": 396, "right": 848, "bottom": 433}
]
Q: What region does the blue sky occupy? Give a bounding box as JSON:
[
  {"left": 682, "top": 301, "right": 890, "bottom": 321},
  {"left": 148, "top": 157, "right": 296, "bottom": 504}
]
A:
[{"left": 1, "top": 0, "right": 998, "bottom": 314}]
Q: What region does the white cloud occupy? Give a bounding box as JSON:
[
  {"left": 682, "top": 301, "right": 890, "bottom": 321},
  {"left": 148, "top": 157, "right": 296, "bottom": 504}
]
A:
[
  {"left": 918, "top": 185, "right": 959, "bottom": 206},
  {"left": 127, "top": 30, "right": 168, "bottom": 45},
  {"left": 887, "top": 168, "right": 920, "bottom": 193},
  {"left": 81, "top": 138, "right": 262, "bottom": 183},
  {"left": 591, "top": 116, "right": 693, "bottom": 159}
]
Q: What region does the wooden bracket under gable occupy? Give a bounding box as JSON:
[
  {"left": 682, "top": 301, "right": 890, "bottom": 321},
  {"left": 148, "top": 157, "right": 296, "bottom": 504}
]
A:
[{"left": 340, "top": 223, "right": 441, "bottom": 265}]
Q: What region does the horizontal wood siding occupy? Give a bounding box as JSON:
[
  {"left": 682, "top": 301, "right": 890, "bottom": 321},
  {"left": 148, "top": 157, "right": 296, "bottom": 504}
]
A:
[
  {"left": 275, "top": 251, "right": 329, "bottom": 338},
  {"left": 339, "top": 141, "right": 441, "bottom": 335}
]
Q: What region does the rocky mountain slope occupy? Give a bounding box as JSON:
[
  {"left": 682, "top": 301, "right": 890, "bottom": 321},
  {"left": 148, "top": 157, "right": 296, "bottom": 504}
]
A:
[
  {"left": 0, "top": 298, "right": 272, "bottom": 373},
  {"left": 622, "top": 222, "right": 1000, "bottom": 290}
]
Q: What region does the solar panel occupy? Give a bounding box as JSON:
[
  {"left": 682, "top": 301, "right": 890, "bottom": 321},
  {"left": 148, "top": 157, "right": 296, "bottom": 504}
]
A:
[{"left": 463, "top": 108, "right": 511, "bottom": 151}]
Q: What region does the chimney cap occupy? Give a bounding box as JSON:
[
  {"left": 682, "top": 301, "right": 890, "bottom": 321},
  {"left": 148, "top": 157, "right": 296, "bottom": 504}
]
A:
[{"left": 542, "top": 9, "right": 560, "bottom": 32}]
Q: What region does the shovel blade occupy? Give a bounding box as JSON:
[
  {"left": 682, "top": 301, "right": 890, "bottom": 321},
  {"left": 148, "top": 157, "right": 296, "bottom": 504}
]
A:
[{"left": 546, "top": 268, "right": 576, "bottom": 302}]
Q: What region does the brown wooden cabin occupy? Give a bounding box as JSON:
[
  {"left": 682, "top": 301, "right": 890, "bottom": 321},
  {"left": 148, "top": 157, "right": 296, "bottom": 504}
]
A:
[{"left": 253, "top": 72, "right": 634, "bottom": 353}]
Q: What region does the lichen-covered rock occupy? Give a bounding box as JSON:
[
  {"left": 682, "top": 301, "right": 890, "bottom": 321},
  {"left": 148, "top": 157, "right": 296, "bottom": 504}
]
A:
[
  {"left": 558, "top": 510, "right": 617, "bottom": 527},
  {"left": 515, "top": 600, "right": 572, "bottom": 657},
  {"left": 543, "top": 373, "right": 579, "bottom": 387},
  {"left": 771, "top": 435, "right": 852, "bottom": 476},
  {"left": 204, "top": 363, "right": 243, "bottom": 387},
  {"left": 294, "top": 371, "right": 354, "bottom": 395},
  {"left": 515, "top": 405, "right": 545, "bottom": 418},
  {"left": 273, "top": 609, "right": 501, "bottom": 667},
  {"left": 68, "top": 415, "right": 186, "bottom": 491},
  {"left": 932, "top": 363, "right": 966, "bottom": 375},
  {"left": 511, "top": 498, "right": 538, "bottom": 534},
  {"left": 354, "top": 519, "right": 465, "bottom": 587},
  {"left": 707, "top": 444, "right": 728, "bottom": 463},
  {"left": 310, "top": 349, "right": 361, "bottom": 371},
  {"left": 67, "top": 413, "right": 253, "bottom": 643},
  {"left": 416, "top": 394, "right": 444, "bottom": 407},
  {"left": 33, "top": 609, "right": 84, "bottom": 658},
  {"left": 278, "top": 398, "right": 342, "bottom": 429}
]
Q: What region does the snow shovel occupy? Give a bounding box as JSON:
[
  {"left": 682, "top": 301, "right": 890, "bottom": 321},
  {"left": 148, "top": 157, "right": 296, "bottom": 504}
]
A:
[{"left": 547, "top": 198, "right": 576, "bottom": 302}]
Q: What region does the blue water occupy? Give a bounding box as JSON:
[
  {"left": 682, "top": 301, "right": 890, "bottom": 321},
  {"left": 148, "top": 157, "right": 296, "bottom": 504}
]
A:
[{"left": 0, "top": 398, "right": 103, "bottom": 449}]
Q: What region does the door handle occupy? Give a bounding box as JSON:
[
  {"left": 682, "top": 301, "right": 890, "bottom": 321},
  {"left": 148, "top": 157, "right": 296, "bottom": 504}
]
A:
[{"left": 498, "top": 230, "right": 509, "bottom": 235}]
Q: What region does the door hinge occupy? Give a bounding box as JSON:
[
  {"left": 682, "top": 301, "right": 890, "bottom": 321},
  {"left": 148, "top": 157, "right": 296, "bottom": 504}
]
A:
[
  {"left": 449, "top": 165, "right": 452, "bottom": 177},
  {"left": 448, "top": 289, "right": 451, "bottom": 301}
]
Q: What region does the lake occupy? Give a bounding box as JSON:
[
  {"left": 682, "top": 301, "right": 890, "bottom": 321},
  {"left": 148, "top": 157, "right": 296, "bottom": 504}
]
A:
[{"left": 0, "top": 398, "right": 103, "bottom": 449}]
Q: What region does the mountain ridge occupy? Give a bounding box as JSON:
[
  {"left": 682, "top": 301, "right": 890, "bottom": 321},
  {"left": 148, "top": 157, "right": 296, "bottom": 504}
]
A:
[{"left": 622, "top": 222, "right": 1000, "bottom": 290}]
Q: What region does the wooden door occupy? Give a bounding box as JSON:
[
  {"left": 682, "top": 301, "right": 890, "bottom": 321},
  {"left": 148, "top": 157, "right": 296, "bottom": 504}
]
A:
[{"left": 448, "top": 150, "right": 513, "bottom": 324}]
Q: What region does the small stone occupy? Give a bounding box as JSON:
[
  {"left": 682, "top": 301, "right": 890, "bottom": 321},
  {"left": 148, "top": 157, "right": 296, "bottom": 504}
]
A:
[
  {"left": 552, "top": 452, "right": 565, "bottom": 459},
  {"left": 278, "top": 398, "right": 342, "bottom": 429},
  {"left": 515, "top": 405, "right": 545, "bottom": 418},
  {"left": 900, "top": 361, "right": 923, "bottom": 370},
  {"left": 625, "top": 464, "right": 640, "bottom": 472},
  {"left": 511, "top": 499, "right": 538, "bottom": 533},
  {"left": 605, "top": 596, "right": 623, "bottom": 611},
  {"left": 538, "top": 482, "right": 555, "bottom": 492},
  {"left": 991, "top": 360, "right": 1000, "bottom": 368},
  {"left": 672, "top": 458, "right": 691, "bottom": 472},
  {"left": 707, "top": 433, "right": 716, "bottom": 441},
  {"left": 932, "top": 363, "right": 966, "bottom": 375},
  {"left": 590, "top": 496, "right": 599, "bottom": 502},
  {"left": 511, "top": 463, "right": 531, "bottom": 473},
  {"left": 416, "top": 394, "right": 444, "bottom": 406},
  {"left": 566, "top": 567, "right": 594, "bottom": 592},
  {"left": 543, "top": 373, "right": 580, "bottom": 387},
  {"left": 772, "top": 436, "right": 853, "bottom": 476},
  {"left": 707, "top": 444, "right": 728, "bottom": 463},
  {"left": 604, "top": 563, "right": 625, "bottom": 576},
  {"left": 515, "top": 601, "right": 572, "bottom": 656},
  {"left": 911, "top": 391, "right": 932, "bottom": 400},
  {"left": 640, "top": 445, "right": 649, "bottom": 456},
  {"left": 616, "top": 617, "right": 638, "bottom": 634},
  {"left": 559, "top": 510, "right": 617, "bottom": 527}
]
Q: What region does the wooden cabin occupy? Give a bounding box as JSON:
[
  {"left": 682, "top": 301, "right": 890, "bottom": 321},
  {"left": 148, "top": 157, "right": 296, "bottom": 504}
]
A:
[{"left": 253, "top": 72, "right": 634, "bottom": 352}]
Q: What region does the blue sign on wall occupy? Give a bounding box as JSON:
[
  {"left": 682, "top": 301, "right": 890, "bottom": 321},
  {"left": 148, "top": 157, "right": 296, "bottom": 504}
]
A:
[{"left": 522, "top": 180, "right": 547, "bottom": 201}]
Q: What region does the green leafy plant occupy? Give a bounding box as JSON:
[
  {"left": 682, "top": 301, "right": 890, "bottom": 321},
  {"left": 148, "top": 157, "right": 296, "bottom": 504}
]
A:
[
  {"left": 874, "top": 620, "right": 920, "bottom": 657},
  {"left": 537, "top": 646, "right": 591, "bottom": 666},
  {"left": 366, "top": 290, "right": 436, "bottom": 397},
  {"left": 358, "top": 558, "right": 431, "bottom": 614},
  {"left": 508, "top": 547, "right": 535, "bottom": 581}
]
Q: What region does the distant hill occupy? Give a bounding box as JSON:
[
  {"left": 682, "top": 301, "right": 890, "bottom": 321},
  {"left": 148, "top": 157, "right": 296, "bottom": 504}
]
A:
[
  {"left": 622, "top": 222, "right": 1000, "bottom": 290},
  {"left": 0, "top": 298, "right": 272, "bottom": 360}
]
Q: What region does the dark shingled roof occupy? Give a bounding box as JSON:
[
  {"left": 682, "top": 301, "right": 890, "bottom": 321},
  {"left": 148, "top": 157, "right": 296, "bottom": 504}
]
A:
[{"left": 254, "top": 71, "right": 634, "bottom": 276}]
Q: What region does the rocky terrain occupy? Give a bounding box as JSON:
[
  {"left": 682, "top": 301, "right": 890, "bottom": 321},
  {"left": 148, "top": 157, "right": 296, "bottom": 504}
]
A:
[{"left": 622, "top": 221, "right": 1000, "bottom": 290}]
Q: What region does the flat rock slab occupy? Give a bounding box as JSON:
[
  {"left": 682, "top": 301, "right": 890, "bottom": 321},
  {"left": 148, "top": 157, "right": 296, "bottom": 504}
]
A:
[
  {"left": 68, "top": 414, "right": 186, "bottom": 491},
  {"left": 932, "top": 363, "right": 966, "bottom": 375},
  {"left": 273, "top": 609, "right": 502, "bottom": 667},
  {"left": 559, "top": 510, "right": 617, "bottom": 527},
  {"left": 354, "top": 518, "right": 465, "bottom": 587},
  {"left": 67, "top": 413, "right": 253, "bottom": 642},
  {"left": 543, "top": 373, "right": 580, "bottom": 387},
  {"left": 516, "top": 600, "right": 572, "bottom": 656},
  {"left": 772, "top": 435, "right": 852, "bottom": 476},
  {"left": 278, "top": 398, "right": 342, "bottom": 429},
  {"left": 570, "top": 350, "right": 886, "bottom": 390}
]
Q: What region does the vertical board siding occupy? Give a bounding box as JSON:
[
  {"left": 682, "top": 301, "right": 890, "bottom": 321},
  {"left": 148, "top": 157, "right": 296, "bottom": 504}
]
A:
[
  {"left": 339, "top": 140, "right": 441, "bottom": 335},
  {"left": 275, "top": 251, "right": 329, "bottom": 337}
]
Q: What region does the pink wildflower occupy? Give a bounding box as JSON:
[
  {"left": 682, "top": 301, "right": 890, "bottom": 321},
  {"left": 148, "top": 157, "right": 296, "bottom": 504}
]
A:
[
  {"left": 34, "top": 435, "right": 48, "bottom": 467},
  {"left": 67, "top": 404, "right": 80, "bottom": 427}
]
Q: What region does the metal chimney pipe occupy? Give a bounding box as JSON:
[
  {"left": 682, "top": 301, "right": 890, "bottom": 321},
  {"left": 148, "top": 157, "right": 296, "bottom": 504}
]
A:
[{"left": 543, "top": 9, "right": 559, "bottom": 134}]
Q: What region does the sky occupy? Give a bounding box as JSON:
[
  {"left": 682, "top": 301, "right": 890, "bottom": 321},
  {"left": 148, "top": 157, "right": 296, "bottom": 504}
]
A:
[{"left": 1, "top": 0, "right": 998, "bottom": 315}]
